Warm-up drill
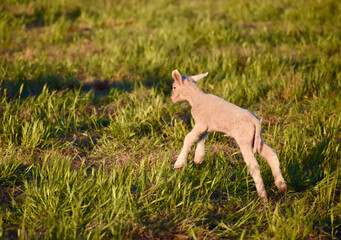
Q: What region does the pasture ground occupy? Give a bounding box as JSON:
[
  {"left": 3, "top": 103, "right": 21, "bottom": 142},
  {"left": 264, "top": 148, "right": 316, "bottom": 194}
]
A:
[{"left": 0, "top": 0, "right": 340, "bottom": 239}]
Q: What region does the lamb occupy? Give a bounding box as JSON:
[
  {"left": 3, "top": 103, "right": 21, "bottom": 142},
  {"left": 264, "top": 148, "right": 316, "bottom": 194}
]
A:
[{"left": 170, "top": 69, "right": 287, "bottom": 202}]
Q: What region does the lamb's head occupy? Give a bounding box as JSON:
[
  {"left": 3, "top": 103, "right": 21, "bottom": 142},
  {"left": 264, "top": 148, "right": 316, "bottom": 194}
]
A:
[{"left": 170, "top": 69, "right": 208, "bottom": 103}]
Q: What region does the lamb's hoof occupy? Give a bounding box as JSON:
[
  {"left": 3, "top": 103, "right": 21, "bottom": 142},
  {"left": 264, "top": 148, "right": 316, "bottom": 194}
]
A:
[
  {"left": 258, "top": 191, "right": 268, "bottom": 203},
  {"left": 261, "top": 196, "right": 268, "bottom": 203},
  {"left": 174, "top": 162, "right": 185, "bottom": 169},
  {"left": 194, "top": 157, "right": 204, "bottom": 166},
  {"left": 276, "top": 181, "right": 288, "bottom": 193}
]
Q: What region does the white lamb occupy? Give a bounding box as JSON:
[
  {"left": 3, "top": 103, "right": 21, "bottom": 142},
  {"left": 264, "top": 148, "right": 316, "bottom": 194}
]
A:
[{"left": 170, "top": 69, "right": 287, "bottom": 202}]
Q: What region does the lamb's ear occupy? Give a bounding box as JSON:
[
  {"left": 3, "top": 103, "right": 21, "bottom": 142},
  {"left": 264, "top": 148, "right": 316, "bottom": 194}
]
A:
[
  {"left": 190, "top": 72, "right": 209, "bottom": 82},
  {"left": 172, "top": 69, "right": 183, "bottom": 85}
]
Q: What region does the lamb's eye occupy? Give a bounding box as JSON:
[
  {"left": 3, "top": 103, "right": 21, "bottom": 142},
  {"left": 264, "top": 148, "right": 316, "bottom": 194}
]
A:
[{"left": 173, "top": 86, "right": 176, "bottom": 90}]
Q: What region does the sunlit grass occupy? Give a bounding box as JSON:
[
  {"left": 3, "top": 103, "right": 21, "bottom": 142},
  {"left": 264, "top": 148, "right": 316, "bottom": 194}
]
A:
[{"left": 0, "top": 0, "right": 340, "bottom": 239}]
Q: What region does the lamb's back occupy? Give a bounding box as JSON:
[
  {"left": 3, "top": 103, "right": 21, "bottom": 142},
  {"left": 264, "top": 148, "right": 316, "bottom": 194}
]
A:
[{"left": 192, "top": 94, "right": 253, "bottom": 134}]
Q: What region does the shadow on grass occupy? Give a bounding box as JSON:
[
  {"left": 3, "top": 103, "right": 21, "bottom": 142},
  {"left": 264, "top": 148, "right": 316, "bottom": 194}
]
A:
[
  {"left": 288, "top": 137, "right": 338, "bottom": 192},
  {"left": 0, "top": 69, "right": 170, "bottom": 101},
  {"left": 0, "top": 160, "right": 33, "bottom": 209},
  {"left": 14, "top": 3, "right": 82, "bottom": 29},
  {"left": 1, "top": 76, "right": 131, "bottom": 100}
]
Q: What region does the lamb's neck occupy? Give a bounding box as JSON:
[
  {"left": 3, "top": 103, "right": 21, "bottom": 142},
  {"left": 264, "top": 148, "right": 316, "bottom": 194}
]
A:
[{"left": 185, "top": 87, "right": 206, "bottom": 107}]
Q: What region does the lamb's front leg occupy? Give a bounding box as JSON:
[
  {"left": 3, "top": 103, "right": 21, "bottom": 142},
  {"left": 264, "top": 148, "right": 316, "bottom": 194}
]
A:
[
  {"left": 174, "top": 126, "right": 205, "bottom": 169},
  {"left": 194, "top": 132, "right": 209, "bottom": 165}
]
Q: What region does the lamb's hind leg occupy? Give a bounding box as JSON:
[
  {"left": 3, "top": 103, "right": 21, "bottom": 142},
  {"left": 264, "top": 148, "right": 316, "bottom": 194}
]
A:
[
  {"left": 259, "top": 142, "right": 287, "bottom": 193},
  {"left": 239, "top": 144, "right": 268, "bottom": 202},
  {"left": 194, "top": 132, "right": 209, "bottom": 165}
]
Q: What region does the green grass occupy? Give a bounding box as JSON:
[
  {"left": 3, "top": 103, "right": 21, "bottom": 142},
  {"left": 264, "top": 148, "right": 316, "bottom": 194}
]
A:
[{"left": 0, "top": 0, "right": 340, "bottom": 239}]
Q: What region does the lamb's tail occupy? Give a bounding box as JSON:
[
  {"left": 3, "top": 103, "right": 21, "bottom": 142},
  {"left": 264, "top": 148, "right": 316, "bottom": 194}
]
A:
[{"left": 252, "top": 115, "right": 263, "bottom": 153}]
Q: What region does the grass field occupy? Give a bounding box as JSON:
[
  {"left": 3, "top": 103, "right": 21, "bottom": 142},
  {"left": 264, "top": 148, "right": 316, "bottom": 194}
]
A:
[{"left": 0, "top": 0, "right": 340, "bottom": 239}]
